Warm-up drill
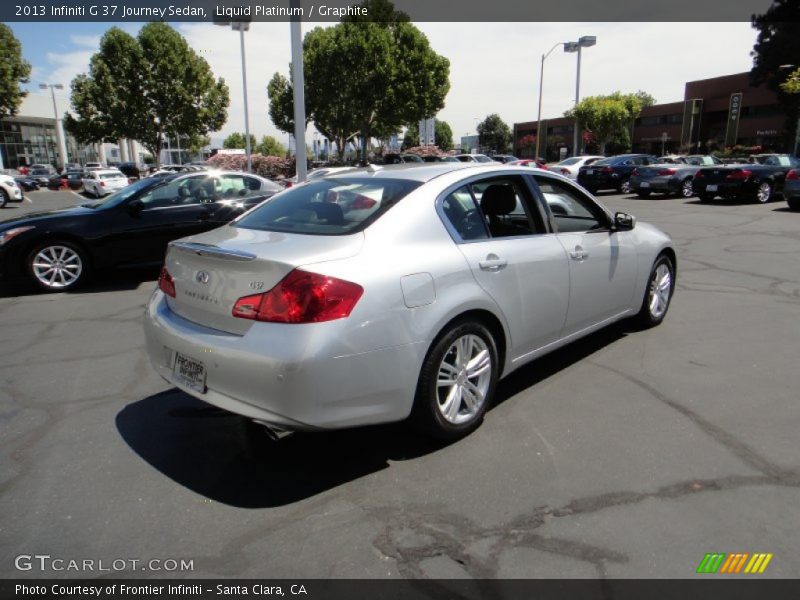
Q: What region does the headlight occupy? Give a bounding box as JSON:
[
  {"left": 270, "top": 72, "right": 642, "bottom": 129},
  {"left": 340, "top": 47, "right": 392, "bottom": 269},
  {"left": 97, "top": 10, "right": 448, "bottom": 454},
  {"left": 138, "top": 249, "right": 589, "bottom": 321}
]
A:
[{"left": 0, "top": 226, "right": 35, "bottom": 245}]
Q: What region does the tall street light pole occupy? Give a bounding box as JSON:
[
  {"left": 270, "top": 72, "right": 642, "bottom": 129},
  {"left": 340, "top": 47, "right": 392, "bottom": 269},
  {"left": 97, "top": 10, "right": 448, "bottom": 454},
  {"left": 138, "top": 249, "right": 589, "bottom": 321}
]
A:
[
  {"left": 564, "top": 35, "right": 596, "bottom": 156},
  {"left": 40, "top": 83, "right": 69, "bottom": 170},
  {"left": 535, "top": 42, "right": 566, "bottom": 160},
  {"left": 214, "top": 19, "right": 252, "bottom": 173},
  {"left": 290, "top": 8, "right": 307, "bottom": 183}
]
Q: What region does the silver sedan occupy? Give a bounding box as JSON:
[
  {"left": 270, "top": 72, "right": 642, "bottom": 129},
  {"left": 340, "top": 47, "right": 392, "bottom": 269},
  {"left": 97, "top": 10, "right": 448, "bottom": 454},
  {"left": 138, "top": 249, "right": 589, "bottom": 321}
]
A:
[{"left": 144, "top": 164, "right": 676, "bottom": 440}]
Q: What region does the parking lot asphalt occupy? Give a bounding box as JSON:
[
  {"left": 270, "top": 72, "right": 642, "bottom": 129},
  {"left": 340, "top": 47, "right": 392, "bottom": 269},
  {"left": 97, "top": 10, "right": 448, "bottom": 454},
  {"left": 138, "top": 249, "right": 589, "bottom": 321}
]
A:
[{"left": 1, "top": 188, "right": 799, "bottom": 579}]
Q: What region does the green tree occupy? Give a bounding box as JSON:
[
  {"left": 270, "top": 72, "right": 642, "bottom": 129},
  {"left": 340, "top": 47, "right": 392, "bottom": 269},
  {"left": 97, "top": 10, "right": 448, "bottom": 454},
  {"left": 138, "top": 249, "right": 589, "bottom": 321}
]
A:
[
  {"left": 65, "top": 24, "right": 229, "bottom": 167},
  {"left": 750, "top": 1, "right": 800, "bottom": 150},
  {"left": 267, "top": 0, "right": 449, "bottom": 160},
  {"left": 565, "top": 91, "right": 653, "bottom": 153},
  {"left": 256, "top": 135, "right": 286, "bottom": 157},
  {"left": 223, "top": 132, "right": 257, "bottom": 149},
  {"left": 477, "top": 114, "right": 512, "bottom": 153},
  {"left": 185, "top": 134, "right": 210, "bottom": 159},
  {"left": 0, "top": 24, "right": 32, "bottom": 119},
  {"left": 781, "top": 68, "right": 800, "bottom": 95}
]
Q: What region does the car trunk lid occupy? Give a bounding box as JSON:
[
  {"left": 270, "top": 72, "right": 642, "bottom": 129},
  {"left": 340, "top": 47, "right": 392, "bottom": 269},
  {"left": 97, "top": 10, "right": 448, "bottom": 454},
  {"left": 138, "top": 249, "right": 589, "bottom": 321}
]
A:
[{"left": 164, "top": 225, "right": 364, "bottom": 335}]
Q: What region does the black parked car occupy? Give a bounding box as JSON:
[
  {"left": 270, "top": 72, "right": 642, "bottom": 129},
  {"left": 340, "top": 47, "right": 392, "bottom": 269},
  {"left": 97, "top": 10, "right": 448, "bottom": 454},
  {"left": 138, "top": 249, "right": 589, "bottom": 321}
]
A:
[
  {"left": 14, "top": 176, "right": 39, "bottom": 192},
  {"left": 577, "top": 154, "right": 660, "bottom": 194},
  {"left": 29, "top": 168, "right": 55, "bottom": 186},
  {"left": 693, "top": 154, "right": 799, "bottom": 203},
  {"left": 46, "top": 170, "right": 85, "bottom": 191},
  {"left": 630, "top": 155, "right": 724, "bottom": 199},
  {"left": 0, "top": 171, "right": 282, "bottom": 292},
  {"left": 117, "top": 162, "right": 144, "bottom": 179}
]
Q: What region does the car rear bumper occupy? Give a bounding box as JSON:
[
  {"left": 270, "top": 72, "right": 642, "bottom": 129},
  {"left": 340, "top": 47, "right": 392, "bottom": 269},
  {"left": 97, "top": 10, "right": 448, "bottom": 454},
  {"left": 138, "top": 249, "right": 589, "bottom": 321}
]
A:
[
  {"left": 631, "top": 176, "right": 679, "bottom": 193},
  {"left": 144, "top": 290, "right": 423, "bottom": 430},
  {"left": 695, "top": 181, "right": 753, "bottom": 198}
]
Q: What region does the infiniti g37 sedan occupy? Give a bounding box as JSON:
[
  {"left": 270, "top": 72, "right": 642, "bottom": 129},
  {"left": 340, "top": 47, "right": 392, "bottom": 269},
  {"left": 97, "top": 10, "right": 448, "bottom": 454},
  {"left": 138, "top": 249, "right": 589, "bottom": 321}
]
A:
[{"left": 145, "top": 163, "right": 676, "bottom": 440}]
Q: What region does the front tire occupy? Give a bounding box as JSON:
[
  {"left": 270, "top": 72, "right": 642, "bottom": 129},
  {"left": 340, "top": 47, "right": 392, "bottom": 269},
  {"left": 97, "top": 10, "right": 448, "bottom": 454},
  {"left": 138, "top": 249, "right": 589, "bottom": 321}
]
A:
[
  {"left": 27, "top": 240, "right": 89, "bottom": 292},
  {"left": 636, "top": 255, "right": 675, "bottom": 328},
  {"left": 788, "top": 198, "right": 800, "bottom": 210},
  {"left": 0, "top": 188, "right": 8, "bottom": 208},
  {"left": 411, "top": 320, "right": 499, "bottom": 440}
]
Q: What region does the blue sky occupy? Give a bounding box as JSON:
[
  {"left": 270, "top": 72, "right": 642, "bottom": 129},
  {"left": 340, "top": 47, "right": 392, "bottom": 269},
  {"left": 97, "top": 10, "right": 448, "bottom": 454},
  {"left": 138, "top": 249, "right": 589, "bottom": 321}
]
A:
[{"left": 9, "top": 22, "right": 759, "bottom": 147}]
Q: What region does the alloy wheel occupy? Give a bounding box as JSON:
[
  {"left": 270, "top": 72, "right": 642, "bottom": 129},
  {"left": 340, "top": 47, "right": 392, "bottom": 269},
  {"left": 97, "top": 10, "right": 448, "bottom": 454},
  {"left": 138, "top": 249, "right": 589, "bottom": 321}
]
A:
[
  {"left": 436, "top": 334, "right": 492, "bottom": 425},
  {"left": 681, "top": 179, "right": 694, "bottom": 198},
  {"left": 31, "top": 245, "right": 83, "bottom": 289},
  {"left": 648, "top": 263, "right": 672, "bottom": 320},
  {"left": 756, "top": 182, "right": 771, "bottom": 203}
]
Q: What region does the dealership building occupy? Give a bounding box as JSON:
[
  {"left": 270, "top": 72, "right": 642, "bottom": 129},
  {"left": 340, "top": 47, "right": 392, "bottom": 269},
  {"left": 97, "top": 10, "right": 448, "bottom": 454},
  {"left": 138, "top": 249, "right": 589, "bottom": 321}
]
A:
[
  {"left": 513, "top": 71, "right": 796, "bottom": 159},
  {"left": 0, "top": 91, "right": 144, "bottom": 170}
]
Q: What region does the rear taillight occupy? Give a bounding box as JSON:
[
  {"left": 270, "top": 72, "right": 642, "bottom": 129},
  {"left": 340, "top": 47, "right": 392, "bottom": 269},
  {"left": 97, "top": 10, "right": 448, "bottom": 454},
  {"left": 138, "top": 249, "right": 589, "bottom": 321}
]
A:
[
  {"left": 631, "top": 168, "right": 638, "bottom": 176},
  {"left": 158, "top": 267, "right": 176, "bottom": 298},
  {"left": 695, "top": 170, "right": 705, "bottom": 179},
  {"left": 601, "top": 166, "right": 614, "bottom": 174},
  {"left": 100, "top": 181, "right": 105, "bottom": 187},
  {"left": 725, "top": 169, "right": 752, "bottom": 181},
  {"left": 658, "top": 168, "right": 676, "bottom": 176},
  {"left": 232, "top": 269, "right": 363, "bottom": 324},
  {"left": 787, "top": 169, "right": 798, "bottom": 180}
]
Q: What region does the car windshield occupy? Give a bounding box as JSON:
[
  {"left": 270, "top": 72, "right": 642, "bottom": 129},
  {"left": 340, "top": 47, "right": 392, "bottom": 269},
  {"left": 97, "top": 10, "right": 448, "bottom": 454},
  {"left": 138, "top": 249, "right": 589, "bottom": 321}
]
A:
[
  {"left": 593, "top": 156, "right": 631, "bottom": 166},
  {"left": 557, "top": 158, "right": 581, "bottom": 166},
  {"left": 83, "top": 177, "right": 165, "bottom": 209},
  {"left": 474, "top": 155, "right": 494, "bottom": 163},
  {"left": 235, "top": 178, "right": 422, "bottom": 236}
]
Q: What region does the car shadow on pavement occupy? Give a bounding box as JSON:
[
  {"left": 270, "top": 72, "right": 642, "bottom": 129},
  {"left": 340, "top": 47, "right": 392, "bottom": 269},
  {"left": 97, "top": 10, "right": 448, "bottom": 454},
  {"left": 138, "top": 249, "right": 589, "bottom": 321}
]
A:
[
  {"left": 116, "top": 322, "right": 630, "bottom": 509},
  {"left": 772, "top": 206, "right": 798, "bottom": 213}
]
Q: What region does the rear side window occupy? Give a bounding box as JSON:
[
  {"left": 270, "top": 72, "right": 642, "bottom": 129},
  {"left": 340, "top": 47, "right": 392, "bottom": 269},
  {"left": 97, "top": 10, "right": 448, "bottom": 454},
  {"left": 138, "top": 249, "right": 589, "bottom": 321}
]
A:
[{"left": 235, "top": 178, "right": 421, "bottom": 235}]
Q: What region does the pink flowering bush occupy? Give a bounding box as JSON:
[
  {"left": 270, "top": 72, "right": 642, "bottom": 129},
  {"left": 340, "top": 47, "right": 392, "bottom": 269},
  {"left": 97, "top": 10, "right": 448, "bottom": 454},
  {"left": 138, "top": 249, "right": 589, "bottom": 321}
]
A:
[{"left": 206, "top": 153, "right": 295, "bottom": 179}]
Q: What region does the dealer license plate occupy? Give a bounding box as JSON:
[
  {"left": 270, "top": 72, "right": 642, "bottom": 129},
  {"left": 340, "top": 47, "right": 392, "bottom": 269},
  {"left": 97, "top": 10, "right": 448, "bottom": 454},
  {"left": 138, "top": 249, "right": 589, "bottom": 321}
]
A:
[
  {"left": 586, "top": 169, "right": 593, "bottom": 175},
  {"left": 173, "top": 352, "right": 207, "bottom": 393},
  {"left": 640, "top": 182, "right": 650, "bottom": 188},
  {"left": 706, "top": 184, "right": 718, "bottom": 192}
]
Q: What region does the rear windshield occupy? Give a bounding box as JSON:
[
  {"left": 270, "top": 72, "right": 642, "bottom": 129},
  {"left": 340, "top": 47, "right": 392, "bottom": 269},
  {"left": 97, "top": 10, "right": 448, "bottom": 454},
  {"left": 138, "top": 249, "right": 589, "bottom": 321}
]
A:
[{"left": 235, "top": 178, "right": 421, "bottom": 235}]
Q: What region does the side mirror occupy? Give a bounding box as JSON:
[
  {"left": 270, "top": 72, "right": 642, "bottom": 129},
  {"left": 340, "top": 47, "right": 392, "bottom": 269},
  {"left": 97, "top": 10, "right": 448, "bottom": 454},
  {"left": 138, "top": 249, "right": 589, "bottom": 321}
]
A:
[
  {"left": 127, "top": 199, "right": 145, "bottom": 216},
  {"left": 614, "top": 211, "right": 636, "bottom": 230}
]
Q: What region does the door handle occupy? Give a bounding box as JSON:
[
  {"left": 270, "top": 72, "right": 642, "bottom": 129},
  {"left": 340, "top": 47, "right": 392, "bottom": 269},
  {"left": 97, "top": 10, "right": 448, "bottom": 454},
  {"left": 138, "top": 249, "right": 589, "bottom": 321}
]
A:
[
  {"left": 569, "top": 246, "right": 589, "bottom": 261},
  {"left": 479, "top": 255, "right": 507, "bottom": 271}
]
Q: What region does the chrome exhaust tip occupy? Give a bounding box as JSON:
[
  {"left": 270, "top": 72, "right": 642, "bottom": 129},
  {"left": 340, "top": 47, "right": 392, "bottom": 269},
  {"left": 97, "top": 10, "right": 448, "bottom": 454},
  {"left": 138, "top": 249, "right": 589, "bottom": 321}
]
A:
[{"left": 253, "top": 420, "right": 295, "bottom": 441}]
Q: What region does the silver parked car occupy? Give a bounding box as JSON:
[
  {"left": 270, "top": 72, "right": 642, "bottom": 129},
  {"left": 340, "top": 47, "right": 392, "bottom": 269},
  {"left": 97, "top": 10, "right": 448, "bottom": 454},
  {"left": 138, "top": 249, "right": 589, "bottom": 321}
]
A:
[{"left": 144, "top": 163, "right": 676, "bottom": 440}]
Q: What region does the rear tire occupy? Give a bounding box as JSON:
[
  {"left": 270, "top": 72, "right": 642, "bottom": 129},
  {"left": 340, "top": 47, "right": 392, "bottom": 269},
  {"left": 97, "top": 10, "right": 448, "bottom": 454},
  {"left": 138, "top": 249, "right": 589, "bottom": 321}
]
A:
[
  {"left": 411, "top": 320, "right": 499, "bottom": 440},
  {"left": 788, "top": 198, "right": 800, "bottom": 210},
  {"left": 755, "top": 181, "right": 772, "bottom": 204},
  {"left": 619, "top": 178, "right": 632, "bottom": 194},
  {"left": 637, "top": 190, "right": 651, "bottom": 199},
  {"left": 0, "top": 189, "right": 8, "bottom": 208},
  {"left": 680, "top": 178, "right": 694, "bottom": 198},
  {"left": 636, "top": 255, "right": 675, "bottom": 328}
]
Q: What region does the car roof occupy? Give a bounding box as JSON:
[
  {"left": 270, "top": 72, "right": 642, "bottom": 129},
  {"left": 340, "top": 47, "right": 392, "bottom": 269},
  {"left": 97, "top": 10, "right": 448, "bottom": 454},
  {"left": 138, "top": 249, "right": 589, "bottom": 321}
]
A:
[{"left": 324, "top": 162, "right": 480, "bottom": 182}]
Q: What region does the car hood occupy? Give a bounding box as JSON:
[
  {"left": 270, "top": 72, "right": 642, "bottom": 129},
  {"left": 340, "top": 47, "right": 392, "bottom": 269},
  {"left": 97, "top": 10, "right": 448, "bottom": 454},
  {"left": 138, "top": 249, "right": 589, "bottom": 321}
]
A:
[{"left": 0, "top": 205, "right": 98, "bottom": 230}]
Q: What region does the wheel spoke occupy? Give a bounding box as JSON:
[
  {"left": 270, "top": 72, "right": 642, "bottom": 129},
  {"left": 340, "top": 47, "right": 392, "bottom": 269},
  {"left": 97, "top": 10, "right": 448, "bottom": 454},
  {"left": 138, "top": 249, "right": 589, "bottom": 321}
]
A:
[
  {"left": 462, "top": 380, "right": 484, "bottom": 410},
  {"left": 437, "top": 362, "right": 459, "bottom": 387},
  {"left": 37, "top": 253, "right": 54, "bottom": 265},
  {"left": 466, "top": 349, "right": 490, "bottom": 378}
]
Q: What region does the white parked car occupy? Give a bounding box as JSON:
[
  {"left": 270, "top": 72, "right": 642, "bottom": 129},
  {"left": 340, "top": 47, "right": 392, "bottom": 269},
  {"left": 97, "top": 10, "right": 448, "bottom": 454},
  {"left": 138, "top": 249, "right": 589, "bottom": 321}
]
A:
[
  {"left": 547, "top": 155, "right": 605, "bottom": 180},
  {"left": 83, "top": 169, "right": 129, "bottom": 197},
  {"left": 0, "top": 174, "right": 23, "bottom": 208},
  {"left": 454, "top": 154, "right": 498, "bottom": 164}
]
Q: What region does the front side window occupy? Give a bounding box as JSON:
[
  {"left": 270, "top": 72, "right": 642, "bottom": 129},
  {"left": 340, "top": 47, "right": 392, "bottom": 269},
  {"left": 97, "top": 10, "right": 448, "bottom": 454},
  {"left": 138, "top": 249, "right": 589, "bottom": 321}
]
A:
[
  {"left": 534, "top": 176, "right": 608, "bottom": 233},
  {"left": 236, "top": 178, "right": 421, "bottom": 235},
  {"left": 138, "top": 175, "right": 211, "bottom": 208}
]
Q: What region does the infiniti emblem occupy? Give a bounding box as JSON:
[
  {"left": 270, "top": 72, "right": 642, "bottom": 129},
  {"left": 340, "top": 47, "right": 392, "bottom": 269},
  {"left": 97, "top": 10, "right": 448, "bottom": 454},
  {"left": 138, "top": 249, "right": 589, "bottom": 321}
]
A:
[{"left": 195, "top": 270, "right": 210, "bottom": 285}]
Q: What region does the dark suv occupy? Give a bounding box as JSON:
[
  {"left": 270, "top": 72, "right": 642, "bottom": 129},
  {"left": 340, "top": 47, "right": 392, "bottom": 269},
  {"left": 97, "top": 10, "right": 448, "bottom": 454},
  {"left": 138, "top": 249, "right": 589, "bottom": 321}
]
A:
[
  {"left": 577, "top": 154, "right": 660, "bottom": 194},
  {"left": 117, "top": 162, "right": 144, "bottom": 179}
]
